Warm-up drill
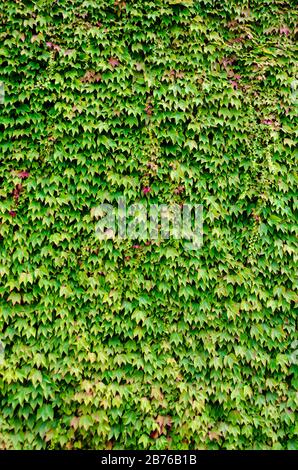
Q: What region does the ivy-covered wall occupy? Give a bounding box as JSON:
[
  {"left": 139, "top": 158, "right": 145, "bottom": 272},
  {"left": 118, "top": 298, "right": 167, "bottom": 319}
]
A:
[{"left": 0, "top": 0, "right": 297, "bottom": 450}]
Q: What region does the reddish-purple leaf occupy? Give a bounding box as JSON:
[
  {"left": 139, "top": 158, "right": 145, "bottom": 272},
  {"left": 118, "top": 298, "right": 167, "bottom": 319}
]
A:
[
  {"left": 108, "top": 57, "right": 119, "bottom": 68},
  {"left": 13, "top": 184, "right": 23, "bottom": 202},
  {"left": 230, "top": 80, "right": 238, "bottom": 90},
  {"left": 261, "top": 119, "right": 273, "bottom": 125},
  {"left": 280, "top": 26, "right": 290, "bottom": 36},
  {"left": 18, "top": 171, "right": 30, "bottom": 179},
  {"left": 46, "top": 42, "right": 60, "bottom": 51},
  {"left": 145, "top": 104, "right": 153, "bottom": 115}
]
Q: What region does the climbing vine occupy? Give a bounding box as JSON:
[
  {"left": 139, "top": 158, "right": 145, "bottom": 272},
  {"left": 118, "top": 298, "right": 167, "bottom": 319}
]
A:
[{"left": 0, "top": 0, "right": 297, "bottom": 451}]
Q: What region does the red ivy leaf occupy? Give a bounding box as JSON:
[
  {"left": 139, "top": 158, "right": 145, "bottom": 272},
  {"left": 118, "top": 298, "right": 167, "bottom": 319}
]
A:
[
  {"left": 261, "top": 119, "right": 273, "bottom": 125},
  {"left": 108, "top": 57, "right": 120, "bottom": 68},
  {"left": 18, "top": 171, "right": 30, "bottom": 179},
  {"left": 46, "top": 42, "right": 60, "bottom": 51},
  {"left": 230, "top": 80, "right": 238, "bottom": 90},
  {"left": 280, "top": 26, "right": 290, "bottom": 36}
]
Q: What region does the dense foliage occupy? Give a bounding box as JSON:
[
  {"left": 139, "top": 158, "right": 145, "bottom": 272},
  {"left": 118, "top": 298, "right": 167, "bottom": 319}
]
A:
[{"left": 0, "top": 0, "right": 297, "bottom": 450}]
